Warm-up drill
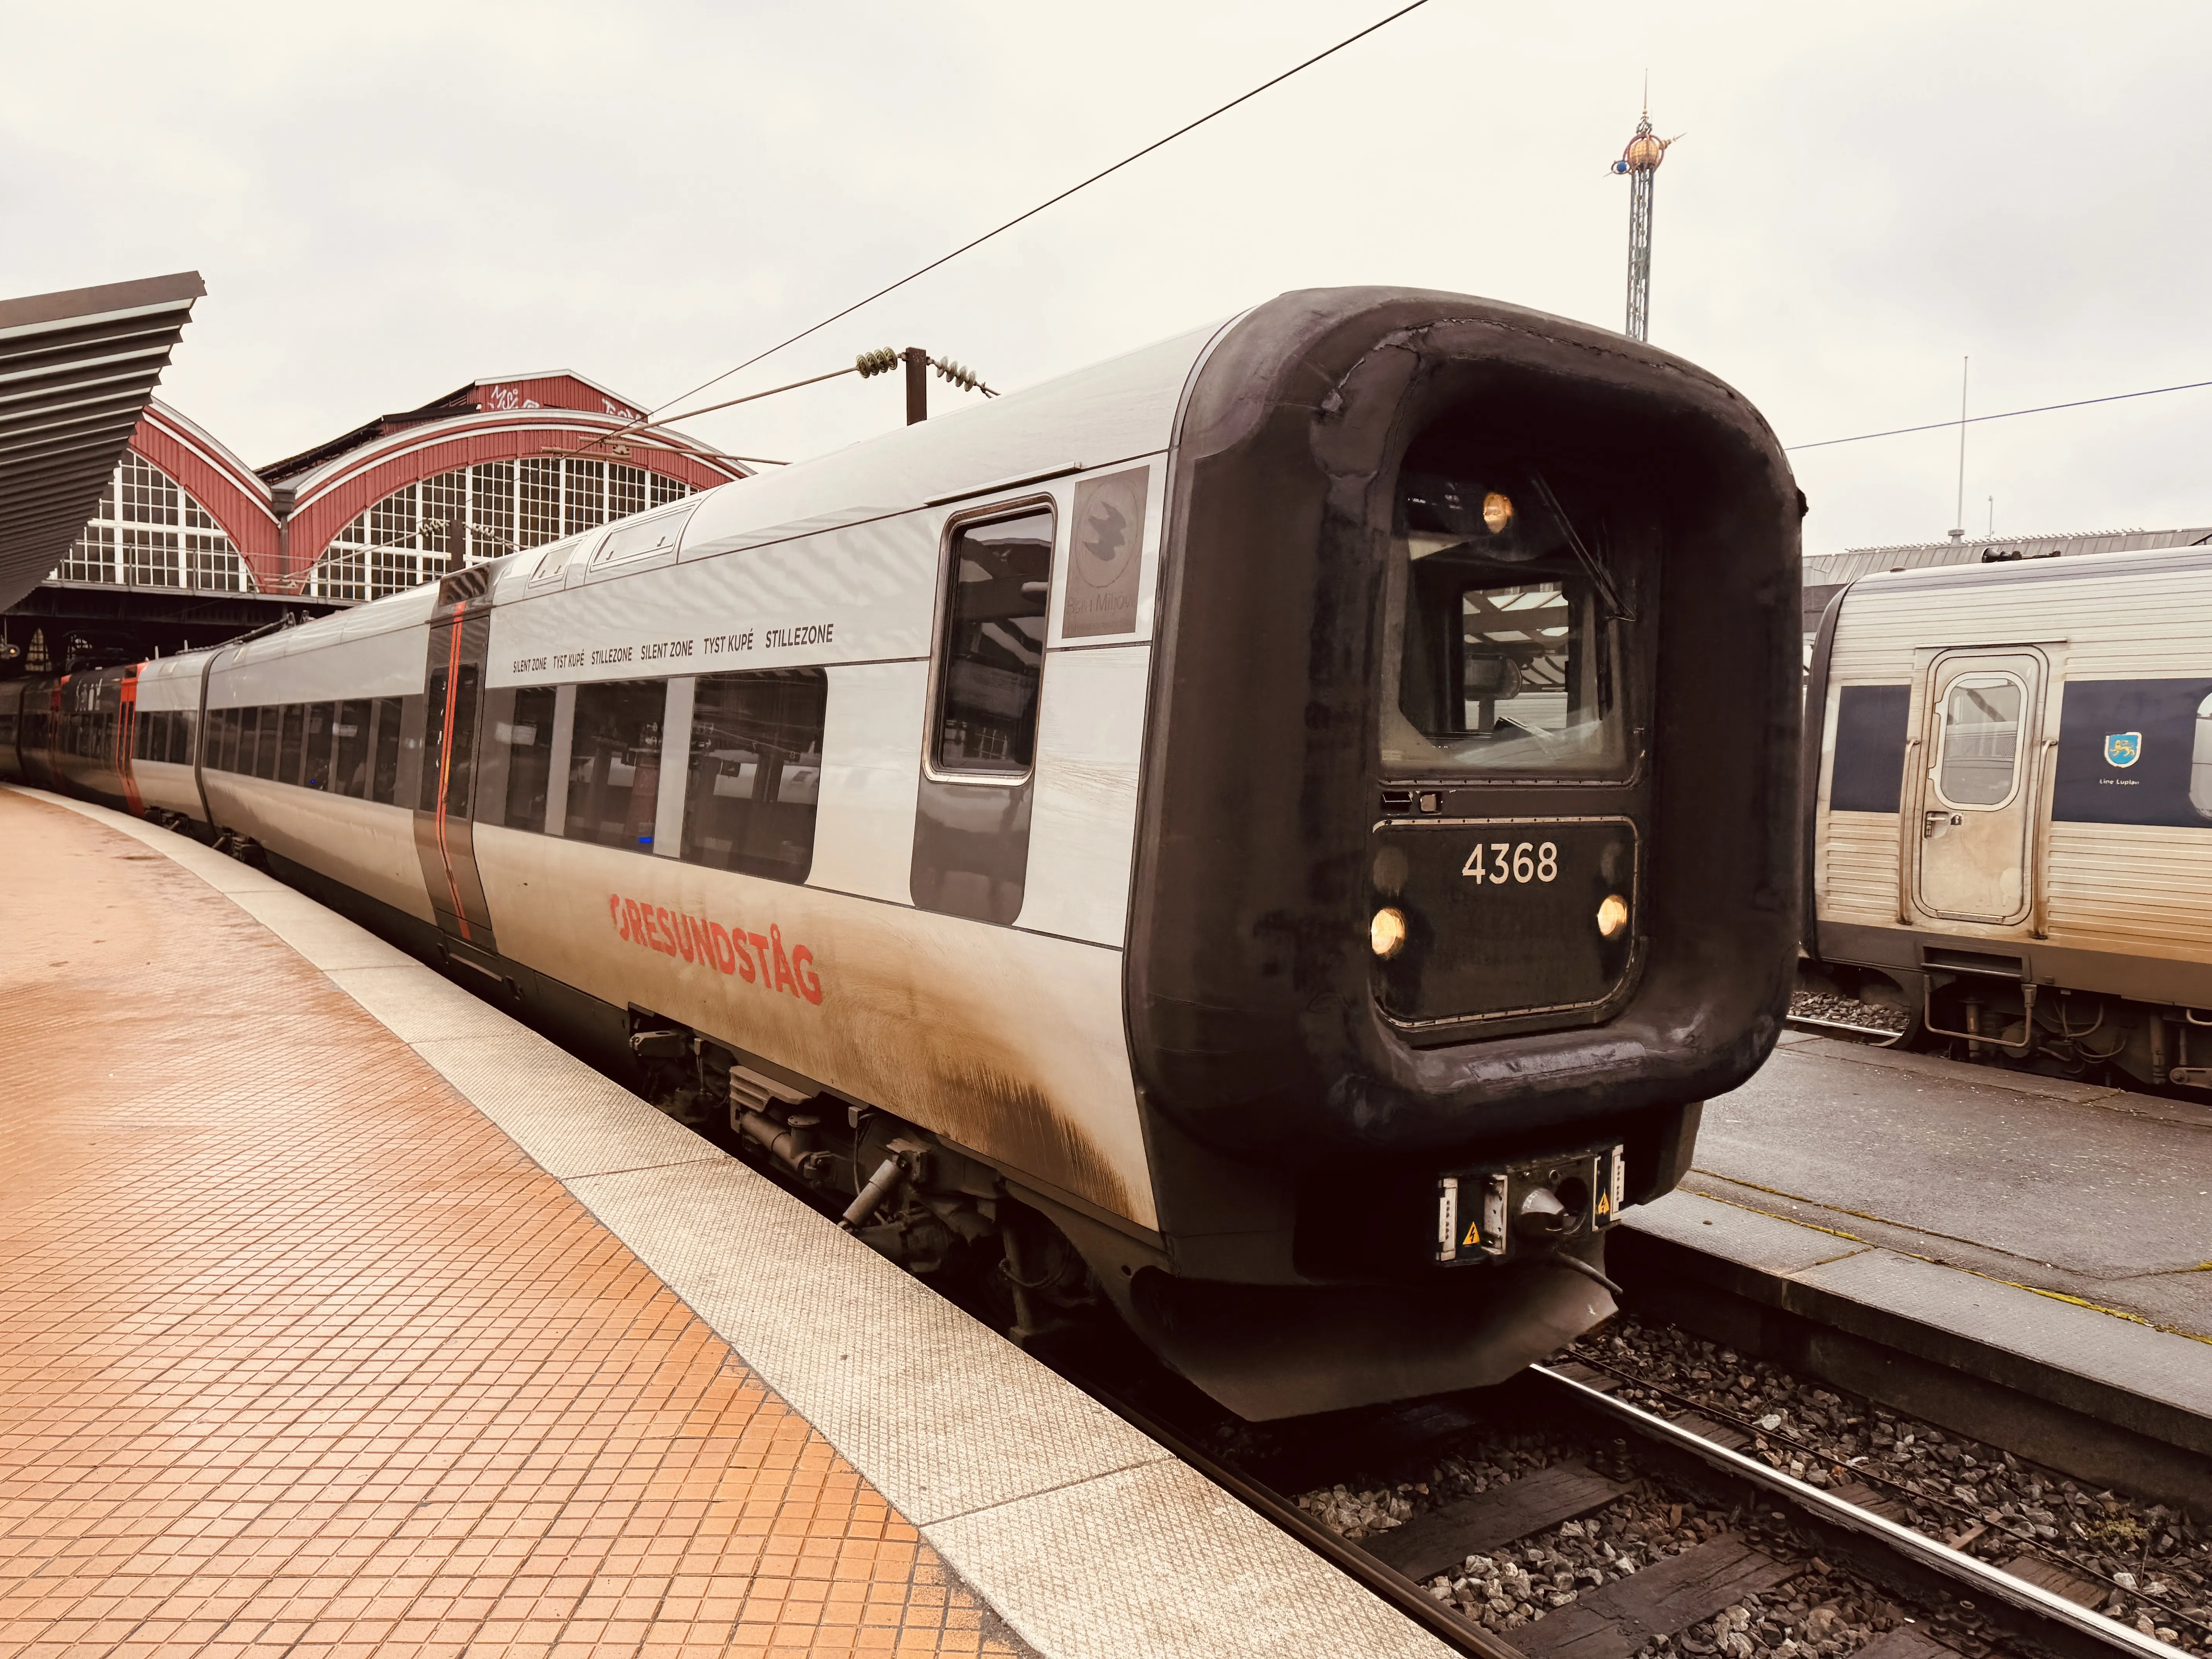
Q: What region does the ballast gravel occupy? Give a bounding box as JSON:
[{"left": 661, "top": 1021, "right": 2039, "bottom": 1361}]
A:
[
  {"left": 1297, "top": 1427, "right": 1906, "bottom": 1655},
  {"left": 1290, "top": 1319, "right": 2209, "bottom": 1656},
  {"left": 1789, "top": 989, "right": 1909, "bottom": 1034},
  {"left": 1573, "top": 1317, "right": 2212, "bottom": 1654}
]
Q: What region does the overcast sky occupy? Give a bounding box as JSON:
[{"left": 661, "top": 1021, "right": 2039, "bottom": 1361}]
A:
[{"left": 5, "top": 0, "right": 2208, "bottom": 553}]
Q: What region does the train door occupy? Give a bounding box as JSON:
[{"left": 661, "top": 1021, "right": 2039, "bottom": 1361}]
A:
[
  {"left": 1909, "top": 649, "right": 2045, "bottom": 926},
  {"left": 414, "top": 594, "right": 500, "bottom": 962}
]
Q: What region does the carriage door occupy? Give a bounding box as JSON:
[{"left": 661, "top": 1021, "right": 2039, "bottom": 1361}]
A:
[
  {"left": 1911, "top": 649, "right": 2045, "bottom": 926},
  {"left": 414, "top": 587, "right": 500, "bottom": 959}
]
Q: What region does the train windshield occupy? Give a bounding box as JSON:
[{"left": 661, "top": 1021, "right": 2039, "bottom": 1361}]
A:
[{"left": 1381, "top": 469, "right": 1627, "bottom": 775}]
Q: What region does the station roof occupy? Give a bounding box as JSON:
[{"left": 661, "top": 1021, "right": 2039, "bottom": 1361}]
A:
[{"left": 0, "top": 272, "right": 204, "bottom": 613}]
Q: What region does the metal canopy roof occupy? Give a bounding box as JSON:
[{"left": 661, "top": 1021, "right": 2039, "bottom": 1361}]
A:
[{"left": 0, "top": 271, "right": 205, "bottom": 613}]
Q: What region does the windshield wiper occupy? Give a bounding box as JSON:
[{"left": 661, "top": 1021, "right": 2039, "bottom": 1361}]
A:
[{"left": 1528, "top": 471, "right": 1633, "bottom": 624}]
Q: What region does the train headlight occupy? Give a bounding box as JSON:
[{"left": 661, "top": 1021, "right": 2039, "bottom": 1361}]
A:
[
  {"left": 1482, "top": 491, "right": 1513, "bottom": 534},
  {"left": 1370, "top": 906, "right": 1408, "bottom": 959},
  {"left": 1595, "top": 893, "right": 1629, "bottom": 939}
]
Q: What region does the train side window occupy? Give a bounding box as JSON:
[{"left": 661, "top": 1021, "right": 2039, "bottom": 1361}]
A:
[
  {"left": 930, "top": 509, "right": 1054, "bottom": 775},
  {"left": 1934, "top": 672, "right": 2024, "bottom": 808},
  {"left": 682, "top": 669, "right": 826, "bottom": 882},
  {"left": 244, "top": 707, "right": 270, "bottom": 778},
  {"left": 303, "top": 703, "right": 335, "bottom": 790},
  {"left": 214, "top": 708, "right": 238, "bottom": 773},
  {"left": 488, "top": 686, "right": 557, "bottom": 831},
  {"left": 334, "top": 701, "right": 371, "bottom": 797},
  {"left": 254, "top": 706, "right": 280, "bottom": 780},
  {"left": 279, "top": 704, "right": 307, "bottom": 785},
  {"left": 173, "top": 711, "right": 194, "bottom": 765},
  {"left": 2192, "top": 692, "right": 2212, "bottom": 821},
  {"left": 370, "top": 697, "right": 404, "bottom": 804},
  {"left": 565, "top": 679, "right": 666, "bottom": 851},
  {"left": 131, "top": 711, "right": 153, "bottom": 761}
]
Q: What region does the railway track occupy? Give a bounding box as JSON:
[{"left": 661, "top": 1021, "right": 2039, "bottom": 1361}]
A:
[{"left": 1071, "top": 1349, "right": 2185, "bottom": 1659}]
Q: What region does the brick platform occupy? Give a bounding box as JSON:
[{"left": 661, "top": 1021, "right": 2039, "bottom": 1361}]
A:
[{"left": 0, "top": 790, "right": 1019, "bottom": 1658}]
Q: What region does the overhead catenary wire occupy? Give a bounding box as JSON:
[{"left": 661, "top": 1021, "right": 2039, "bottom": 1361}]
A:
[
  {"left": 1786, "top": 377, "right": 2212, "bottom": 452},
  {"left": 593, "top": 0, "right": 1433, "bottom": 450}
]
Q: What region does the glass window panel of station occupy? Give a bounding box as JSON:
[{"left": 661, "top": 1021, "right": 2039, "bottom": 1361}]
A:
[
  {"left": 315, "top": 538, "right": 369, "bottom": 602},
  {"left": 470, "top": 462, "right": 516, "bottom": 562},
  {"left": 608, "top": 464, "right": 648, "bottom": 521},
  {"left": 420, "top": 470, "right": 466, "bottom": 568},
  {"left": 931, "top": 510, "right": 1054, "bottom": 774},
  {"left": 60, "top": 524, "right": 114, "bottom": 583},
  {"left": 565, "top": 680, "right": 666, "bottom": 851},
  {"left": 683, "top": 670, "right": 827, "bottom": 882},
  {"left": 120, "top": 455, "right": 179, "bottom": 526},
  {"left": 518, "top": 459, "right": 562, "bottom": 548},
  {"left": 563, "top": 459, "right": 607, "bottom": 536},
  {"left": 650, "top": 473, "right": 690, "bottom": 509},
  {"left": 1936, "top": 673, "right": 2024, "bottom": 807},
  {"left": 122, "top": 526, "right": 181, "bottom": 588}
]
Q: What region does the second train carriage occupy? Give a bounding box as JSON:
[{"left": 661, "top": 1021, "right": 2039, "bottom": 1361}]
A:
[
  {"left": 1803, "top": 544, "right": 2212, "bottom": 1089},
  {"left": 2, "top": 288, "right": 1805, "bottom": 1417}
]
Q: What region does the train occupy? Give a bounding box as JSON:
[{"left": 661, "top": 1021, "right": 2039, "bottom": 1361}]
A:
[
  {"left": 1801, "top": 544, "right": 2212, "bottom": 1090},
  {"left": 0, "top": 287, "right": 1805, "bottom": 1419}
]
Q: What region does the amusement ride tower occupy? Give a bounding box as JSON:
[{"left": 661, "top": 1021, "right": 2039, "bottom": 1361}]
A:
[{"left": 1611, "top": 104, "right": 1678, "bottom": 342}]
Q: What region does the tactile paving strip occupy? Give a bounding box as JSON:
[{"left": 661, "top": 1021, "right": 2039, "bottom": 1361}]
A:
[{"left": 0, "top": 792, "right": 1021, "bottom": 1658}]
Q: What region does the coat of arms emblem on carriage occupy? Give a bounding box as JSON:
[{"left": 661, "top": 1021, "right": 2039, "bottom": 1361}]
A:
[{"left": 2104, "top": 731, "right": 2143, "bottom": 768}]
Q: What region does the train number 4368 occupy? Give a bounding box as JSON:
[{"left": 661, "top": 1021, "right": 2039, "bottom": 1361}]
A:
[{"left": 1463, "top": 841, "right": 1559, "bottom": 884}]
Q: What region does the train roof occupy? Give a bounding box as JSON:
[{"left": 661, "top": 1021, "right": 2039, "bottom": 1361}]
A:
[{"left": 1846, "top": 538, "right": 2212, "bottom": 597}]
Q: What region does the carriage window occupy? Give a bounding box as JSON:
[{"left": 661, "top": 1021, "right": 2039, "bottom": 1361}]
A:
[
  {"left": 684, "top": 669, "right": 826, "bottom": 882},
  {"left": 278, "top": 704, "right": 306, "bottom": 785},
  {"left": 1385, "top": 471, "right": 1626, "bottom": 775},
  {"left": 304, "top": 703, "right": 335, "bottom": 790},
  {"left": 253, "top": 707, "right": 281, "bottom": 779},
  {"left": 1934, "top": 673, "right": 2023, "bottom": 807},
  {"left": 493, "top": 686, "right": 557, "bottom": 830},
  {"left": 334, "top": 701, "right": 371, "bottom": 797},
  {"left": 2192, "top": 693, "right": 2212, "bottom": 821},
  {"left": 371, "top": 697, "right": 404, "bottom": 804},
  {"left": 565, "top": 679, "right": 666, "bottom": 850},
  {"left": 931, "top": 510, "right": 1053, "bottom": 775},
  {"left": 172, "top": 711, "right": 195, "bottom": 765}
]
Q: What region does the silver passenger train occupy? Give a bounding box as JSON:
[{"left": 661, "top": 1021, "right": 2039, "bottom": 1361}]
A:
[
  {"left": 0, "top": 289, "right": 1805, "bottom": 1418},
  {"left": 1801, "top": 545, "right": 2212, "bottom": 1091}
]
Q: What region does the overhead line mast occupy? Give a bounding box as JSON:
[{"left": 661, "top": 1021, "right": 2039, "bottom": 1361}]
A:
[{"left": 1611, "top": 93, "right": 1680, "bottom": 343}]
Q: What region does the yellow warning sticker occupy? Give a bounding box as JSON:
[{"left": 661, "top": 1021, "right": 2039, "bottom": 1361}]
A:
[
  {"left": 1597, "top": 1193, "right": 1611, "bottom": 1216},
  {"left": 1462, "top": 1221, "right": 1484, "bottom": 1247}
]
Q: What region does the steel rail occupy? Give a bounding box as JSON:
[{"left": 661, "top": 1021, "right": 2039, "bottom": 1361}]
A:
[
  {"left": 1529, "top": 1365, "right": 2183, "bottom": 1659},
  {"left": 1075, "top": 1374, "right": 1523, "bottom": 1659}
]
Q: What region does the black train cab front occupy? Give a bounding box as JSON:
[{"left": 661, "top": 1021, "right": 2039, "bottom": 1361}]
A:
[{"left": 1113, "top": 289, "right": 1801, "bottom": 1417}]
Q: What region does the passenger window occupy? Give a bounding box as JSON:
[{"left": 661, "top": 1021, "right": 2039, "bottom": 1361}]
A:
[
  {"left": 371, "top": 697, "right": 404, "bottom": 804},
  {"left": 931, "top": 509, "right": 1053, "bottom": 774},
  {"left": 173, "top": 711, "right": 195, "bottom": 765},
  {"left": 279, "top": 704, "right": 306, "bottom": 785},
  {"left": 304, "top": 703, "right": 335, "bottom": 790},
  {"left": 216, "top": 708, "right": 240, "bottom": 773},
  {"left": 2192, "top": 693, "right": 2212, "bottom": 821},
  {"left": 565, "top": 680, "right": 666, "bottom": 850},
  {"left": 335, "top": 701, "right": 371, "bottom": 797},
  {"left": 494, "top": 686, "right": 557, "bottom": 830},
  {"left": 1935, "top": 673, "right": 2024, "bottom": 807},
  {"left": 683, "top": 669, "right": 826, "bottom": 881},
  {"left": 254, "top": 707, "right": 281, "bottom": 780}
]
